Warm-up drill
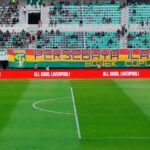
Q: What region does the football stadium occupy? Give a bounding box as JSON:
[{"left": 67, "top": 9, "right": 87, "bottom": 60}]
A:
[{"left": 0, "top": 0, "right": 150, "bottom": 150}]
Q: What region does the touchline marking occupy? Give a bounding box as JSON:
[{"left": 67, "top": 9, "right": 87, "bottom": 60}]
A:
[
  {"left": 82, "top": 136, "right": 150, "bottom": 140},
  {"left": 32, "top": 97, "right": 74, "bottom": 115},
  {"left": 72, "top": 87, "right": 150, "bottom": 89},
  {"left": 71, "top": 87, "right": 81, "bottom": 139}
]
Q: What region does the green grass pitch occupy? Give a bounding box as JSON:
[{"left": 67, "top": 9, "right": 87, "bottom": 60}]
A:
[{"left": 0, "top": 79, "right": 150, "bottom": 150}]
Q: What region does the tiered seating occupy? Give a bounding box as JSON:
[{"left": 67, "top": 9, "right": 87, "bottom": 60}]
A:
[
  {"left": 0, "top": 3, "right": 19, "bottom": 25},
  {"left": 0, "top": 30, "right": 30, "bottom": 48},
  {"left": 26, "top": 0, "right": 43, "bottom": 5},
  {"left": 49, "top": 4, "right": 121, "bottom": 24},
  {"left": 127, "top": 32, "right": 150, "bottom": 48},
  {"left": 83, "top": 5, "right": 121, "bottom": 24},
  {"left": 128, "top": 5, "right": 150, "bottom": 24},
  {"left": 36, "top": 31, "right": 120, "bottom": 49},
  {"left": 65, "top": 32, "right": 84, "bottom": 48},
  {"left": 36, "top": 31, "right": 84, "bottom": 48},
  {"left": 85, "top": 32, "right": 120, "bottom": 48},
  {"left": 49, "top": 6, "right": 82, "bottom": 24}
]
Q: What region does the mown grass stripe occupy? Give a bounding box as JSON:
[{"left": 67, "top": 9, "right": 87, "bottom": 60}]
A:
[
  {"left": 71, "top": 79, "right": 150, "bottom": 138},
  {"left": 0, "top": 80, "right": 29, "bottom": 133}
]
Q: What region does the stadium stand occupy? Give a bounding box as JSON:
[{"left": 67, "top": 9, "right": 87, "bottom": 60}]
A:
[
  {"left": 36, "top": 31, "right": 120, "bottom": 48},
  {"left": 128, "top": 4, "right": 150, "bottom": 25},
  {"left": 49, "top": 6, "right": 82, "bottom": 25},
  {"left": 0, "top": 0, "right": 150, "bottom": 70},
  {"left": 36, "top": 30, "right": 84, "bottom": 48},
  {"left": 49, "top": 4, "right": 121, "bottom": 25},
  {"left": 85, "top": 31, "right": 120, "bottom": 48},
  {"left": 127, "top": 31, "right": 150, "bottom": 48},
  {"left": 0, "top": 30, "right": 31, "bottom": 48},
  {"left": 83, "top": 4, "right": 121, "bottom": 24},
  {"left": 0, "top": 0, "right": 150, "bottom": 50},
  {"left": 0, "top": 2, "right": 19, "bottom": 25},
  {"left": 26, "top": 0, "right": 43, "bottom": 5}
]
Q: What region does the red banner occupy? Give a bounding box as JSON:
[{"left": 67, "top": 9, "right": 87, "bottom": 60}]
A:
[{"left": 0, "top": 69, "right": 150, "bottom": 79}]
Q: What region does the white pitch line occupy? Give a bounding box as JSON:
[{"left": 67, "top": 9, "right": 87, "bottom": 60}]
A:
[
  {"left": 72, "top": 87, "right": 150, "bottom": 89},
  {"left": 71, "top": 87, "right": 81, "bottom": 139},
  {"left": 32, "top": 97, "right": 74, "bottom": 115},
  {"left": 82, "top": 136, "right": 150, "bottom": 140}
]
